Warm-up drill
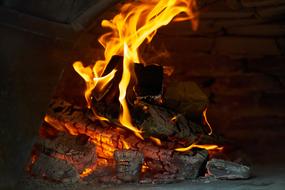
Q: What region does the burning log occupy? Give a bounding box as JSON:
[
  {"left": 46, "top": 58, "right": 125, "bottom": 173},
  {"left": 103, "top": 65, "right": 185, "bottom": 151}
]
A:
[
  {"left": 136, "top": 102, "right": 197, "bottom": 141},
  {"left": 91, "top": 55, "right": 124, "bottom": 120},
  {"left": 30, "top": 153, "right": 80, "bottom": 183},
  {"left": 206, "top": 159, "right": 251, "bottom": 179},
  {"left": 134, "top": 63, "right": 164, "bottom": 100},
  {"left": 37, "top": 132, "right": 96, "bottom": 174},
  {"left": 45, "top": 99, "right": 212, "bottom": 176},
  {"left": 114, "top": 150, "right": 144, "bottom": 182},
  {"left": 173, "top": 149, "right": 208, "bottom": 179}
]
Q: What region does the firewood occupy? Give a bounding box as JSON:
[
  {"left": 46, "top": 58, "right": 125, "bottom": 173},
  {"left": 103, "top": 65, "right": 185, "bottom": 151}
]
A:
[
  {"left": 45, "top": 98, "right": 210, "bottom": 179},
  {"left": 136, "top": 102, "right": 197, "bottom": 141},
  {"left": 134, "top": 63, "right": 163, "bottom": 99},
  {"left": 114, "top": 150, "right": 144, "bottom": 182},
  {"left": 37, "top": 132, "right": 96, "bottom": 174},
  {"left": 173, "top": 149, "right": 208, "bottom": 179},
  {"left": 206, "top": 158, "right": 251, "bottom": 179},
  {"left": 30, "top": 153, "right": 79, "bottom": 183}
]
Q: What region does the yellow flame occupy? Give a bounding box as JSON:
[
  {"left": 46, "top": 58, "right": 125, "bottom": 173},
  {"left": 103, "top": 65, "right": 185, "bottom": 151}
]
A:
[
  {"left": 203, "top": 107, "right": 213, "bottom": 135},
  {"left": 73, "top": 61, "right": 117, "bottom": 108},
  {"left": 175, "top": 143, "right": 223, "bottom": 152},
  {"left": 73, "top": 0, "right": 198, "bottom": 138},
  {"left": 122, "top": 139, "right": 130, "bottom": 149}
]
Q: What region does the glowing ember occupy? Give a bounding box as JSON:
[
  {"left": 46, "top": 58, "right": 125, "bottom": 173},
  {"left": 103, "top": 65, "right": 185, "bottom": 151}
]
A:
[
  {"left": 73, "top": 0, "right": 198, "bottom": 138},
  {"left": 175, "top": 143, "right": 223, "bottom": 152},
  {"left": 80, "top": 168, "right": 93, "bottom": 178}
]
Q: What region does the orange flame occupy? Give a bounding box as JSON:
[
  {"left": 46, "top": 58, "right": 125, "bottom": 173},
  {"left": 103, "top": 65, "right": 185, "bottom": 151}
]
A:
[
  {"left": 202, "top": 107, "right": 213, "bottom": 135},
  {"left": 149, "top": 136, "right": 162, "bottom": 146},
  {"left": 175, "top": 143, "right": 223, "bottom": 152},
  {"left": 73, "top": 61, "right": 117, "bottom": 109},
  {"left": 80, "top": 168, "right": 93, "bottom": 178},
  {"left": 73, "top": 0, "right": 198, "bottom": 138}
]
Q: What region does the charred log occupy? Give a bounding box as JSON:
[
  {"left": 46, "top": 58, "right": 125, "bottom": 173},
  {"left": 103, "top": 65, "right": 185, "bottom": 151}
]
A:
[
  {"left": 114, "top": 150, "right": 144, "bottom": 182},
  {"left": 30, "top": 153, "right": 79, "bottom": 183},
  {"left": 206, "top": 159, "right": 251, "bottom": 179},
  {"left": 37, "top": 132, "right": 96, "bottom": 174},
  {"left": 134, "top": 63, "right": 163, "bottom": 100},
  {"left": 45, "top": 98, "right": 212, "bottom": 179}
]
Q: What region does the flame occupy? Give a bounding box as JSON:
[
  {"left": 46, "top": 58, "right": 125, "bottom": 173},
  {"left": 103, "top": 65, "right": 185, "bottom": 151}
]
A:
[
  {"left": 175, "top": 143, "right": 223, "bottom": 152},
  {"left": 73, "top": 0, "right": 198, "bottom": 138},
  {"left": 202, "top": 107, "right": 213, "bottom": 135},
  {"left": 73, "top": 61, "right": 117, "bottom": 109},
  {"left": 149, "top": 136, "right": 162, "bottom": 146},
  {"left": 122, "top": 139, "right": 130, "bottom": 149},
  {"left": 80, "top": 168, "right": 93, "bottom": 178}
]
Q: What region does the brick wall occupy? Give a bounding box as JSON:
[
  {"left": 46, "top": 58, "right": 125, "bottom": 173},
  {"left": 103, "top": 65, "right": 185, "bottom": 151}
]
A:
[{"left": 57, "top": 0, "right": 285, "bottom": 163}]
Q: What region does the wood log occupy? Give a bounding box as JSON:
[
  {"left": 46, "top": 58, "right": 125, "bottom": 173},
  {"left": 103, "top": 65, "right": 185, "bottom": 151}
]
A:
[
  {"left": 30, "top": 153, "right": 79, "bottom": 183},
  {"left": 136, "top": 102, "right": 198, "bottom": 141},
  {"left": 114, "top": 150, "right": 144, "bottom": 182},
  {"left": 134, "top": 63, "right": 163, "bottom": 99},
  {"left": 45, "top": 98, "right": 211, "bottom": 179},
  {"left": 206, "top": 158, "right": 251, "bottom": 179},
  {"left": 37, "top": 132, "right": 96, "bottom": 174}
]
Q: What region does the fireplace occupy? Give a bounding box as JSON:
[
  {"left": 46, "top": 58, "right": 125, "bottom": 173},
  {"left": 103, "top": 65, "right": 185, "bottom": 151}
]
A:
[{"left": 1, "top": 0, "right": 285, "bottom": 189}]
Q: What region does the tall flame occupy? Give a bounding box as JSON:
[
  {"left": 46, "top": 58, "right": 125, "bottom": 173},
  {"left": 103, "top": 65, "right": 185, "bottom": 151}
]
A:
[{"left": 73, "top": 0, "right": 198, "bottom": 137}]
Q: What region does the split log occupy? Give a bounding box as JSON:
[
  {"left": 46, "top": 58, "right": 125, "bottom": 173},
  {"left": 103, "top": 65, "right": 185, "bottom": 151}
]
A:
[
  {"left": 136, "top": 102, "right": 198, "bottom": 141},
  {"left": 173, "top": 149, "right": 208, "bottom": 179},
  {"left": 134, "top": 63, "right": 163, "bottom": 100},
  {"left": 45, "top": 98, "right": 211, "bottom": 179},
  {"left": 30, "top": 153, "right": 80, "bottom": 183},
  {"left": 114, "top": 150, "right": 144, "bottom": 182},
  {"left": 37, "top": 132, "right": 96, "bottom": 173},
  {"left": 91, "top": 56, "right": 124, "bottom": 120},
  {"left": 206, "top": 158, "right": 251, "bottom": 179}
]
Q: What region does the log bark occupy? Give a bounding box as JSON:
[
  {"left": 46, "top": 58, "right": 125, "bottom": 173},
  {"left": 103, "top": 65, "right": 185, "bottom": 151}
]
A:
[
  {"left": 206, "top": 158, "right": 251, "bottom": 179},
  {"left": 30, "top": 153, "right": 80, "bottom": 183},
  {"left": 45, "top": 98, "right": 211, "bottom": 179},
  {"left": 37, "top": 132, "right": 96, "bottom": 173}
]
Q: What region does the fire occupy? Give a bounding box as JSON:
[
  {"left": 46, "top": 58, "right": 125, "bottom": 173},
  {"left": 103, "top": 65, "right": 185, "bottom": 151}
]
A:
[
  {"left": 175, "top": 143, "right": 223, "bottom": 152},
  {"left": 80, "top": 168, "right": 93, "bottom": 178},
  {"left": 202, "top": 107, "right": 213, "bottom": 135},
  {"left": 149, "top": 136, "right": 162, "bottom": 146},
  {"left": 73, "top": 0, "right": 198, "bottom": 138}
]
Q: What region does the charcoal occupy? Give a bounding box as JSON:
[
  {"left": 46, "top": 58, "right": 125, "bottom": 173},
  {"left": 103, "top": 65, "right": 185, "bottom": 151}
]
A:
[
  {"left": 30, "top": 153, "right": 79, "bottom": 183},
  {"left": 114, "top": 150, "right": 144, "bottom": 182},
  {"left": 173, "top": 149, "right": 209, "bottom": 179},
  {"left": 206, "top": 158, "right": 251, "bottom": 179},
  {"left": 134, "top": 63, "right": 163, "bottom": 99}
]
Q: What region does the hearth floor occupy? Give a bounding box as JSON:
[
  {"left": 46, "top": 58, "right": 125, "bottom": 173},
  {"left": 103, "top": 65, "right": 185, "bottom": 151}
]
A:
[{"left": 19, "top": 164, "right": 285, "bottom": 190}]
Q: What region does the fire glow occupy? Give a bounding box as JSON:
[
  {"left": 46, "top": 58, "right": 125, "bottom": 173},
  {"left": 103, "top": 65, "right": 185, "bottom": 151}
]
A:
[{"left": 73, "top": 0, "right": 198, "bottom": 138}]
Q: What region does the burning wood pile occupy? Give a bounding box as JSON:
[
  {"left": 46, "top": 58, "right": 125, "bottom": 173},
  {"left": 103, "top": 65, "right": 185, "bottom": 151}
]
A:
[{"left": 27, "top": 0, "right": 250, "bottom": 185}]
